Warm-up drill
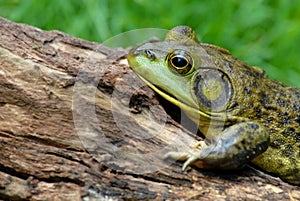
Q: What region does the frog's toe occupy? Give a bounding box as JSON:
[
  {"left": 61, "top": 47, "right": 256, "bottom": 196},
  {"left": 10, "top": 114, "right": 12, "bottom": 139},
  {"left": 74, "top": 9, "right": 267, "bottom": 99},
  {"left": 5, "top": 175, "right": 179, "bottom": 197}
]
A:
[
  {"left": 182, "top": 153, "right": 200, "bottom": 171},
  {"left": 192, "top": 141, "right": 208, "bottom": 149},
  {"left": 163, "top": 151, "right": 190, "bottom": 161}
]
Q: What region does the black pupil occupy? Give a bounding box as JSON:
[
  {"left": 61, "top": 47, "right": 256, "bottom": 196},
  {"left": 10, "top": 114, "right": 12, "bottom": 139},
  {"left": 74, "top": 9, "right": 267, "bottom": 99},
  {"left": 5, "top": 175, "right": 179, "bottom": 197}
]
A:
[{"left": 172, "top": 56, "right": 188, "bottom": 68}]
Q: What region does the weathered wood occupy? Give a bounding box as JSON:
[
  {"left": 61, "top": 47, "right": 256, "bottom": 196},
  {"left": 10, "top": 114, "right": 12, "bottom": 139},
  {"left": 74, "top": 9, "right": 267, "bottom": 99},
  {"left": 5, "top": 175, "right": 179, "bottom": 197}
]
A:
[{"left": 0, "top": 17, "right": 299, "bottom": 201}]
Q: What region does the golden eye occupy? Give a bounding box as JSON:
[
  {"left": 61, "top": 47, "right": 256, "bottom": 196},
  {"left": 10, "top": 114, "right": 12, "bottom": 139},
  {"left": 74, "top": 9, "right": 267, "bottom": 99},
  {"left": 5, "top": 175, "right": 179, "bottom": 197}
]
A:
[{"left": 167, "top": 50, "right": 193, "bottom": 75}]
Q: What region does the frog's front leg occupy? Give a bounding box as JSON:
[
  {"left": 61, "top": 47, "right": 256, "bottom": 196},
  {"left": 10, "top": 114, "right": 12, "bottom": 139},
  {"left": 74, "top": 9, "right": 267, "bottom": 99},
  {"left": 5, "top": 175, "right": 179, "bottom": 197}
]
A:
[{"left": 165, "top": 122, "right": 270, "bottom": 170}]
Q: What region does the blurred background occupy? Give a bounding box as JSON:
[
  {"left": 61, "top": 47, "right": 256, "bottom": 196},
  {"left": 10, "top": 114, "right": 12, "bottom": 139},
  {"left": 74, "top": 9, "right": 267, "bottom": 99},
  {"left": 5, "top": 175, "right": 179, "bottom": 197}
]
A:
[{"left": 1, "top": 0, "right": 300, "bottom": 87}]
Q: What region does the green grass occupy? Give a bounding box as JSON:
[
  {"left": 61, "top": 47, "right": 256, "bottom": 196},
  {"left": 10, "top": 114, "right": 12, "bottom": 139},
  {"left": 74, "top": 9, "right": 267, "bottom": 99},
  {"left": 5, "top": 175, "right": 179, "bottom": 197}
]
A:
[{"left": 1, "top": 0, "right": 300, "bottom": 87}]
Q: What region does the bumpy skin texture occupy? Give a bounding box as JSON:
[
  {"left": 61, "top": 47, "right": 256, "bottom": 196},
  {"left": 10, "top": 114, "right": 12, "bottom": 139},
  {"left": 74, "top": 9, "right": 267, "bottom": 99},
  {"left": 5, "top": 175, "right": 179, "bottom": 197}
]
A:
[{"left": 127, "top": 26, "right": 300, "bottom": 185}]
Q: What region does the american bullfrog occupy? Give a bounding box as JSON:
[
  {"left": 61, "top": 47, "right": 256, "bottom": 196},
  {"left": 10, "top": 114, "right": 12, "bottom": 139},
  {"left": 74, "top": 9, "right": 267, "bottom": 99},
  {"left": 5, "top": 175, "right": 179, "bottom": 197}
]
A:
[{"left": 127, "top": 26, "right": 300, "bottom": 185}]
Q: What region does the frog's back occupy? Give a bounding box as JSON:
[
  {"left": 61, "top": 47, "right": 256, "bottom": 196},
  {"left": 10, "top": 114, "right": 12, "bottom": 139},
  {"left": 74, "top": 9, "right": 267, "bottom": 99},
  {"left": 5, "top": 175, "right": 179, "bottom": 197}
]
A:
[
  {"left": 204, "top": 44, "right": 300, "bottom": 184},
  {"left": 249, "top": 79, "right": 300, "bottom": 184},
  {"left": 220, "top": 50, "right": 300, "bottom": 184}
]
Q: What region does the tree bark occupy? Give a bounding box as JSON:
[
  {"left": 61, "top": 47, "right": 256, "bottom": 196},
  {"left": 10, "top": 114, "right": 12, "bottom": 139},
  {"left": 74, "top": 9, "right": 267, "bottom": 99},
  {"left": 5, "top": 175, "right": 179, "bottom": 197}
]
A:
[{"left": 0, "top": 17, "right": 299, "bottom": 201}]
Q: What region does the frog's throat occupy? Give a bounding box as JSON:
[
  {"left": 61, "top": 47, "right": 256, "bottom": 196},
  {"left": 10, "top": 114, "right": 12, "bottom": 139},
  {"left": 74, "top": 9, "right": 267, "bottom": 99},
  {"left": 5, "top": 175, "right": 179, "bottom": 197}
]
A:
[{"left": 136, "top": 75, "right": 227, "bottom": 122}]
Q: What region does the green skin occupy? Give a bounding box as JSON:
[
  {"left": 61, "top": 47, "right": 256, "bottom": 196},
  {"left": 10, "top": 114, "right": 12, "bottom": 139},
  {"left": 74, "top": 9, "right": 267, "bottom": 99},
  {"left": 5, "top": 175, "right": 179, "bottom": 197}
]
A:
[{"left": 127, "top": 26, "right": 300, "bottom": 185}]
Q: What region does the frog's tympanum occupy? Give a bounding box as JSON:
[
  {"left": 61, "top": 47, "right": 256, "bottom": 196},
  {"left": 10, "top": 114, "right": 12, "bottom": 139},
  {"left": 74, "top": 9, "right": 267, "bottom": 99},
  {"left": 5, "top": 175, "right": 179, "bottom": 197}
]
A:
[{"left": 127, "top": 26, "right": 300, "bottom": 185}]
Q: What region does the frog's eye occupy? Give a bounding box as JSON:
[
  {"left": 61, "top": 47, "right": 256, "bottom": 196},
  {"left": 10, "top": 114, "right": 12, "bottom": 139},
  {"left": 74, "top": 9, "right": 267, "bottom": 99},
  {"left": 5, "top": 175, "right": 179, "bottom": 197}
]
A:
[{"left": 167, "top": 50, "right": 193, "bottom": 75}]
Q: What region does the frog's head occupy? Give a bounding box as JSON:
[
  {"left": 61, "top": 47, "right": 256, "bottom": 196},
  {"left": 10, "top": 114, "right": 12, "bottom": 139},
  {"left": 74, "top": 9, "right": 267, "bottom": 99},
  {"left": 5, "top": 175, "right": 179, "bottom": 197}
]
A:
[{"left": 127, "top": 26, "right": 235, "bottom": 123}]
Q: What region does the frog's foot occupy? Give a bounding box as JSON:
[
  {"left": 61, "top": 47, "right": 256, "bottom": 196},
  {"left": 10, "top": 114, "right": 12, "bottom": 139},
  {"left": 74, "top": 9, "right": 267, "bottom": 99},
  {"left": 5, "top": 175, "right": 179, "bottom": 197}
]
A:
[
  {"left": 164, "top": 141, "right": 208, "bottom": 170},
  {"left": 165, "top": 122, "right": 270, "bottom": 171}
]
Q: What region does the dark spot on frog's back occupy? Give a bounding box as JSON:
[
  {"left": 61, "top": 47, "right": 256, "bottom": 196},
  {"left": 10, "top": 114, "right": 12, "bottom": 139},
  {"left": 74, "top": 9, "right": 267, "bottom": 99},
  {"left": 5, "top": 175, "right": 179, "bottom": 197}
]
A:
[
  {"left": 244, "top": 86, "right": 251, "bottom": 94},
  {"left": 295, "top": 115, "right": 300, "bottom": 126},
  {"left": 282, "top": 144, "right": 294, "bottom": 157},
  {"left": 292, "top": 103, "right": 300, "bottom": 111},
  {"left": 278, "top": 112, "right": 291, "bottom": 125},
  {"left": 276, "top": 98, "right": 287, "bottom": 107},
  {"left": 244, "top": 65, "right": 264, "bottom": 79},
  {"left": 264, "top": 116, "right": 274, "bottom": 125},
  {"left": 252, "top": 81, "right": 259, "bottom": 88},
  {"left": 282, "top": 128, "right": 300, "bottom": 143},
  {"left": 271, "top": 138, "right": 285, "bottom": 148},
  {"left": 254, "top": 107, "right": 262, "bottom": 118},
  {"left": 296, "top": 134, "right": 300, "bottom": 143},
  {"left": 259, "top": 92, "right": 269, "bottom": 107}
]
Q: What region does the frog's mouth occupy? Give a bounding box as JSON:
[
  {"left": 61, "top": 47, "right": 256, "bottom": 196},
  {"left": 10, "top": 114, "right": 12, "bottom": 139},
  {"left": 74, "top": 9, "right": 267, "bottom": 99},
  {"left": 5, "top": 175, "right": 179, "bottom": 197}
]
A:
[
  {"left": 136, "top": 74, "right": 238, "bottom": 131},
  {"left": 136, "top": 74, "right": 213, "bottom": 120}
]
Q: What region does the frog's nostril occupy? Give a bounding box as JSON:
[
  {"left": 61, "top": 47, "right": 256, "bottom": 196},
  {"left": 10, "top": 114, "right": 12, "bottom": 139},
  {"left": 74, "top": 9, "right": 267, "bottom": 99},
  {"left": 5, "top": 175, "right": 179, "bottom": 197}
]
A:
[
  {"left": 129, "top": 48, "right": 140, "bottom": 55},
  {"left": 144, "top": 49, "right": 156, "bottom": 60}
]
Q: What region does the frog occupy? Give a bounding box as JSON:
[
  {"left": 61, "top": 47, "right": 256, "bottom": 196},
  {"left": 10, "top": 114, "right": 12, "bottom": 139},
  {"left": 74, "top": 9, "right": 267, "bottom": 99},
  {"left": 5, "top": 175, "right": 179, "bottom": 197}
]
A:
[{"left": 127, "top": 26, "right": 300, "bottom": 185}]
